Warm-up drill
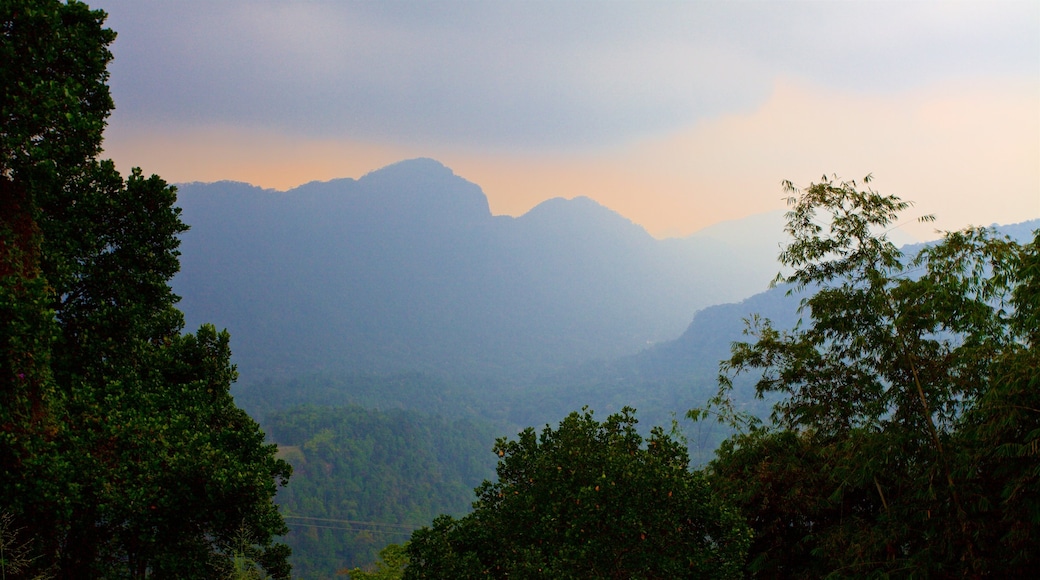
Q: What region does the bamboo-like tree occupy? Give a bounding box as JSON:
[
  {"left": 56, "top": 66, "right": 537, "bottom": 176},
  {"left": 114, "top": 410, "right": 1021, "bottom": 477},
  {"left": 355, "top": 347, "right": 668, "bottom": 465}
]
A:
[{"left": 703, "top": 175, "right": 1037, "bottom": 576}]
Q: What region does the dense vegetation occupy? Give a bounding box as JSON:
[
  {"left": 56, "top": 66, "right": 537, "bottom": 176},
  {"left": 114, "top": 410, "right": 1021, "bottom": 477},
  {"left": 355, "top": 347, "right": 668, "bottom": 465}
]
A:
[
  {"left": 1, "top": 1, "right": 289, "bottom": 577},
  {"left": 234, "top": 372, "right": 508, "bottom": 426},
  {"left": 231, "top": 349, "right": 782, "bottom": 470},
  {"left": 701, "top": 176, "right": 1040, "bottom": 577},
  {"left": 404, "top": 408, "right": 750, "bottom": 579},
  {"left": 262, "top": 405, "right": 497, "bottom": 577}
]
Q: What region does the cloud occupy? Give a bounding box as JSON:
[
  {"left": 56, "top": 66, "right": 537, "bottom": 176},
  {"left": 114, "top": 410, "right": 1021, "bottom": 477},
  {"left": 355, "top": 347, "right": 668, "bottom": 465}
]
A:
[
  {"left": 103, "top": 77, "right": 1039, "bottom": 240},
  {"left": 96, "top": 0, "right": 1039, "bottom": 150}
]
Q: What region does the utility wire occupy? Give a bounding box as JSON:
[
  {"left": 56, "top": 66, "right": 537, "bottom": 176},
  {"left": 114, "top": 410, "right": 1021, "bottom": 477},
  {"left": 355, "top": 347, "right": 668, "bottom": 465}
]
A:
[
  {"left": 284, "top": 523, "right": 411, "bottom": 537},
  {"left": 283, "top": 515, "right": 421, "bottom": 530},
  {"left": 282, "top": 515, "right": 423, "bottom": 532}
]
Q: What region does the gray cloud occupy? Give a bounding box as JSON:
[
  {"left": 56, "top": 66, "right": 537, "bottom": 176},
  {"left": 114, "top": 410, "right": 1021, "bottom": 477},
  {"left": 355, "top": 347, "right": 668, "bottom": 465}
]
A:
[{"left": 95, "top": 0, "right": 1039, "bottom": 150}]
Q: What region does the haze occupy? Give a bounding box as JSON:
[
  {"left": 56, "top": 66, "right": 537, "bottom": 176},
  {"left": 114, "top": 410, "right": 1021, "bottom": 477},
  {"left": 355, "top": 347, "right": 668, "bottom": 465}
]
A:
[{"left": 94, "top": 0, "right": 1039, "bottom": 240}]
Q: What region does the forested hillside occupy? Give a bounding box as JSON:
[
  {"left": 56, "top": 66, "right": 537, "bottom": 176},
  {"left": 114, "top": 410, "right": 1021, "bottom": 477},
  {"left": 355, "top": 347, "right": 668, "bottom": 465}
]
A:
[
  {"left": 262, "top": 406, "right": 498, "bottom": 577},
  {"left": 234, "top": 372, "right": 505, "bottom": 426}
]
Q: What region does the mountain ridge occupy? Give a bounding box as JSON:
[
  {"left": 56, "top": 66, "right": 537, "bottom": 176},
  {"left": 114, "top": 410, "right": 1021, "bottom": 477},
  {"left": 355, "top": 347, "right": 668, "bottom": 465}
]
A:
[
  {"left": 173, "top": 157, "right": 1037, "bottom": 414},
  {"left": 172, "top": 158, "right": 782, "bottom": 384}
]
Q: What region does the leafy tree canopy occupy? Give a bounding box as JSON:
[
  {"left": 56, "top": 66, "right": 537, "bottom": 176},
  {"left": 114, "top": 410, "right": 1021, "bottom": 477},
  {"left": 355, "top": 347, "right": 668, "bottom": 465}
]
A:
[
  {"left": 345, "top": 543, "right": 409, "bottom": 580},
  {"left": 701, "top": 175, "right": 1039, "bottom": 577},
  {"left": 1, "top": 1, "right": 291, "bottom": 577},
  {"left": 406, "top": 408, "right": 750, "bottom": 579}
]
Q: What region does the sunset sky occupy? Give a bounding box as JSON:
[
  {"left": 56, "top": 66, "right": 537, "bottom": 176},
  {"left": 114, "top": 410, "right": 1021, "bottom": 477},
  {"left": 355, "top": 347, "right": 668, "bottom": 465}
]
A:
[{"left": 94, "top": 1, "right": 1038, "bottom": 240}]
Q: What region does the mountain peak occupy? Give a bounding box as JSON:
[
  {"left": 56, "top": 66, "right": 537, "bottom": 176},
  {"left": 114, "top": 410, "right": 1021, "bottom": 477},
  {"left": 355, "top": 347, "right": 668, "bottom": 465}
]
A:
[
  {"left": 350, "top": 158, "right": 491, "bottom": 224},
  {"left": 361, "top": 157, "right": 455, "bottom": 181},
  {"left": 520, "top": 196, "right": 650, "bottom": 241}
]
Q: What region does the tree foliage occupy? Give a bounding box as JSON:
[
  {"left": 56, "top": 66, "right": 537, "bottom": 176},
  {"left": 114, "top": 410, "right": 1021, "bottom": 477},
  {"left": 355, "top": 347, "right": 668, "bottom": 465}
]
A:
[
  {"left": 345, "top": 543, "right": 409, "bottom": 580},
  {"left": 406, "top": 408, "right": 750, "bottom": 579},
  {"left": 1, "top": 1, "right": 291, "bottom": 577},
  {"left": 703, "top": 175, "right": 1038, "bottom": 577}
]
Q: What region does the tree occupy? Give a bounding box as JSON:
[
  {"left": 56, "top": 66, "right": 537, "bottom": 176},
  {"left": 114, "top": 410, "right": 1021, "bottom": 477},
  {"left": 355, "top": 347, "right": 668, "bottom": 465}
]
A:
[
  {"left": 956, "top": 229, "right": 1040, "bottom": 570},
  {"left": 702, "top": 175, "right": 1037, "bottom": 576},
  {"left": 1, "top": 1, "right": 291, "bottom": 577},
  {"left": 345, "top": 543, "right": 409, "bottom": 580},
  {"left": 2, "top": 4, "right": 115, "bottom": 568},
  {"left": 405, "top": 408, "right": 750, "bottom": 579}
]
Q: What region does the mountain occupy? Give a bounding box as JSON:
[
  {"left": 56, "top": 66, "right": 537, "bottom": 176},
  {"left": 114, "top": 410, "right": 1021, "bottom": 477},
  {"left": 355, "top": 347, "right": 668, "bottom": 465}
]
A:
[
  {"left": 172, "top": 157, "right": 1036, "bottom": 430},
  {"left": 172, "top": 158, "right": 783, "bottom": 384}
]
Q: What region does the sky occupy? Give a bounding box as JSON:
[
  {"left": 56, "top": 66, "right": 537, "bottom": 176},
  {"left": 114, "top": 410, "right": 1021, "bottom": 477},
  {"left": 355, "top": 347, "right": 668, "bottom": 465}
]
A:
[{"left": 93, "top": 0, "right": 1039, "bottom": 240}]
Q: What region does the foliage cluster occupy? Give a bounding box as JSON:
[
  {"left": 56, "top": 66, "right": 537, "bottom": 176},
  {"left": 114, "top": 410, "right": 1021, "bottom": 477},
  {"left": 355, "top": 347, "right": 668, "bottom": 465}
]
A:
[
  {"left": 1, "top": 1, "right": 290, "bottom": 577},
  {"left": 345, "top": 543, "right": 409, "bottom": 580},
  {"left": 703, "top": 175, "right": 1039, "bottom": 577},
  {"left": 405, "top": 408, "right": 750, "bottom": 579}
]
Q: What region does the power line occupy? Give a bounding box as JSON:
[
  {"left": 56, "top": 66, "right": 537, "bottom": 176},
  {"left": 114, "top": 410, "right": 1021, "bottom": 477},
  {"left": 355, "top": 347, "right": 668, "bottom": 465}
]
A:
[
  {"left": 282, "top": 515, "right": 423, "bottom": 532},
  {"left": 283, "top": 515, "right": 421, "bottom": 530},
  {"left": 284, "top": 523, "right": 412, "bottom": 537}
]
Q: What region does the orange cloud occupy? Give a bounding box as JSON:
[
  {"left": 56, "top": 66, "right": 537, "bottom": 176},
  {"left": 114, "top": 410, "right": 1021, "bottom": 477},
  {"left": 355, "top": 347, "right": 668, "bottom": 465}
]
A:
[{"left": 103, "top": 77, "right": 1038, "bottom": 240}]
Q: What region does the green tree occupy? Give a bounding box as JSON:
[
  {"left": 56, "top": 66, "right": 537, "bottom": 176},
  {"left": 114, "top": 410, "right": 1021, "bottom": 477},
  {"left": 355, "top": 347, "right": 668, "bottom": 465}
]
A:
[
  {"left": 405, "top": 408, "right": 750, "bottom": 579},
  {"left": 702, "top": 175, "right": 1036, "bottom": 576},
  {"left": 956, "top": 229, "right": 1040, "bottom": 570},
  {"left": 345, "top": 543, "right": 409, "bottom": 580},
  {"left": 2, "top": 2, "right": 113, "bottom": 567},
  {"left": 1, "top": 1, "right": 291, "bottom": 577}
]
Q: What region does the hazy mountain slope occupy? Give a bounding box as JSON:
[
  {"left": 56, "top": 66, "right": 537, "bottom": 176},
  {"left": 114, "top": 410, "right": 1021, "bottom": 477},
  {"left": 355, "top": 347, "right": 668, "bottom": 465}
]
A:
[
  {"left": 506, "top": 217, "right": 1040, "bottom": 439},
  {"left": 561, "top": 218, "right": 1038, "bottom": 407},
  {"left": 172, "top": 158, "right": 781, "bottom": 383},
  {"left": 614, "top": 216, "right": 1038, "bottom": 377},
  {"left": 174, "top": 152, "right": 1036, "bottom": 425}
]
